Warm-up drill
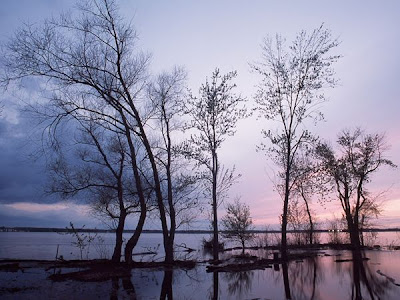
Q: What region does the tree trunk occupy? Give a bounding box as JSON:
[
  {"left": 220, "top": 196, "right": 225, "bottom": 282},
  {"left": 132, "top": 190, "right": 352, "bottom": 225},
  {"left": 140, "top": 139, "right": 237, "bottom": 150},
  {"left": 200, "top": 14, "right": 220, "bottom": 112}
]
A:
[
  {"left": 120, "top": 114, "right": 148, "bottom": 264},
  {"left": 241, "top": 240, "right": 245, "bottom": 255},
  {"left": 164, "top": 236, "right": 174, "bottom": 264},
  {"left": 281, "top": 183, "right": 289, "bottom": 261},
  {"left": 124, "top": 207, "right": 146, "bottom": 263},
  {"left": 212, "top": 150, "right": 219, "bottom": 262},
  {"left": 346, "top": 215, "right": 361, "bottom": 250},
  {"left": 164, "top": 117, "right": 175, "bottom": 264},
  {"left": 112, "top": 210, "right": 126, "bottom": 262},
  {"left": 302, "top": 192, "right": 314, "bottom": 245},
  {"left": 281, "top": 141, "right": 291, "bottom": 261},
  {"left": 359, "top": 215, "right": 365, "bottom": 247}
]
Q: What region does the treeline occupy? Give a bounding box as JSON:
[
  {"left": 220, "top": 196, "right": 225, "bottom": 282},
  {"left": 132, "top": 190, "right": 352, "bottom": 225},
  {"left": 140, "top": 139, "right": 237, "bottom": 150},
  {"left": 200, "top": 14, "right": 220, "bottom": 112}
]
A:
[{"left": 2, "top": 226, "right": 400, "bottom": 234}]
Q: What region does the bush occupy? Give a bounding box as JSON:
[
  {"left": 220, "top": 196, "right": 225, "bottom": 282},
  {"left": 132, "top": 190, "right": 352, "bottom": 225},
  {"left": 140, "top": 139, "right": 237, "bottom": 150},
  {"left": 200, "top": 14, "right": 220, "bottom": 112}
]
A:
[{"left": 202, "top": 238, "right": 224, "bottom": 250}]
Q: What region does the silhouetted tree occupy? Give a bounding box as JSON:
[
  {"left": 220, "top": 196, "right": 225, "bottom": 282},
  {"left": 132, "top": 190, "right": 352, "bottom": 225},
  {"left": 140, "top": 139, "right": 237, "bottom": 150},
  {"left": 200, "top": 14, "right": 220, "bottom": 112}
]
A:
[
  {"left": 316, "top": 128, "right": 396, "bottom": 249},
  {"left": 147, "top": 66, "right": 201, "bottom": 262},
  {"left": 183, "top": 68, "right": 247, "bottom": 262},
  {"left": 252, "top": 25, "right": 340, "bottom": 260},
  {"left": 222, "top": 198, "right": 254, "bottom": 254},
  {"left": 290, "top": 150, "right": 329, "bottom": 245},
  {"left": 287, "top": 198, "right": 310, "bottom": 245},
  {"left": 48, "top": 121, "right": 150, "bottom": 262},
  {"left": 1, "top": 0, "right": 186, "bottom": 263}
]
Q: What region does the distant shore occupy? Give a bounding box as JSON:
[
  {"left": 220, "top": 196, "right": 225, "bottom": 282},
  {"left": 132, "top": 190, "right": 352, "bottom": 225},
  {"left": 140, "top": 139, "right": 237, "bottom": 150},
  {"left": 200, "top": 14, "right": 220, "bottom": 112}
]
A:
[{"left": 1, "top": 226, "right": 400, "bottom": 234}]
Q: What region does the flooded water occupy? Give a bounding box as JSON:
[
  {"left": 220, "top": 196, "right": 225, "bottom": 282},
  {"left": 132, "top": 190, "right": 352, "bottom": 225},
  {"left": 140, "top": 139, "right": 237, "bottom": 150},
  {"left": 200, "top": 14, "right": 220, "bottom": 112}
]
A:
[
  {"left": 0, "top": 231, "right": 399, "bottom": 260},
  {"left": 129, "top": 250, "right": 400, "bottom": 299},
  {"left": 1, "top": 232, "right": 400, "bottom": 299}
]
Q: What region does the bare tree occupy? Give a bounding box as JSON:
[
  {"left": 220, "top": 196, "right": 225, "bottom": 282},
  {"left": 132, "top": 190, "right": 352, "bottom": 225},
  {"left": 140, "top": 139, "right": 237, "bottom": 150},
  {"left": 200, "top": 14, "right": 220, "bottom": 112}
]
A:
[
  {"left": 252, "top": 25, "right": 340, "bottom": 260},
  {"left": 358, "top": 195, "right": 381, "bottom": 246},
  {"left": 147, "top": 66, "right": 201, "bottom": 262},
  {"left": 48, "top": 121, "right": 150, "bottom": 262},
  {"left": 183, "top": 68, "right": 247, "bottom": 262},
  {"left": 287, "top": 198, "right": 309, "bottom": 245},
  {"left": 1, "top": 0, "right": 181, "bottom": 263},
  {"left": 290, "top": 150, "right": 330, "bottom": 245},
  {"left": 222, "top": 198, "right": 254, "bottom": 254},
  {"left": 316, "top": 128, "right": 396, "bottom": 249}
]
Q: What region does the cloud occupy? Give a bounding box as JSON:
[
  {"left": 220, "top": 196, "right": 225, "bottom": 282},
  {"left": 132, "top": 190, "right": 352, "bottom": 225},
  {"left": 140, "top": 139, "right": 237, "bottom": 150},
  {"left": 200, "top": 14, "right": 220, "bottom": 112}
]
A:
[
  {"left": 5, "top": 202, "right": 81, "bottom": 213},
  {"left": 0, "top": 201, "right": 101, "bottom": 228}
]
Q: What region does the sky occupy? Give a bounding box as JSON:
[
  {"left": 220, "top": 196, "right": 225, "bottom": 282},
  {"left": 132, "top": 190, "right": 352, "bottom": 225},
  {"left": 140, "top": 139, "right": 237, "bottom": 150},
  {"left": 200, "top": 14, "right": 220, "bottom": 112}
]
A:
[{"left": 0, "top": 0, "right": 399, "bottom": 229}]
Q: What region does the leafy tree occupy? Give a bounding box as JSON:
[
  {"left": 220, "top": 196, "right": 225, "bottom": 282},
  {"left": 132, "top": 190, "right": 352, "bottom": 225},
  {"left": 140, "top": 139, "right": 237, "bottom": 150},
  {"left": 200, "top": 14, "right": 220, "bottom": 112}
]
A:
[
  {"left": 252, "top": 25, "right": 340, "bottom": 259},
  {"left": 183, "top": 68, "right": 247, "bottom": 261},
  {"left": 222, "top": 198, "right": 254, "bottom": 254},
  {"left": 316, "top": 128, "right": 396, "bottom": 249}
]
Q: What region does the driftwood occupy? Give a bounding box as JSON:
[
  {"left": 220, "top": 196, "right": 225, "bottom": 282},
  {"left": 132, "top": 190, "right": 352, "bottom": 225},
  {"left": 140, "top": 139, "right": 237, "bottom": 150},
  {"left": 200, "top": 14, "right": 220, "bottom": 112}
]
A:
[
  {"left": 335, "top": 258, "right": 369, "bottom": 263},
  {"left": 131, "top": 251, "right": 157, "bottom": 256},
  {"left": 206, "top": 251, "right": 319, "bottom": 273},
  {"left": 176, "top": 243, "right": 196, "bottom": 253},
  {"left": 206, "top": 259, "right": 273, "bottom": 272}
]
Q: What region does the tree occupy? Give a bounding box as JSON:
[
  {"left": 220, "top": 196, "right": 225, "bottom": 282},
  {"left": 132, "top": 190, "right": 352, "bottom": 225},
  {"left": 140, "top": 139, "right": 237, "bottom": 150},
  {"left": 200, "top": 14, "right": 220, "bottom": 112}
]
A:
[
  {"left": 290, "top": 150, "right": 329, "bottom": 245},
  {"left": 287, "top": 198, "right": 310, "bottom": 245},
  {"left": 316, "top": 128, "right": 396, "bottom": 249},
  {"left": 147, "top": 66, "right": 201, "bottom": 262},
  {"left": 183, "top": 68, "right": 247, "bottom": 262},
  {"left": 48, "top": 121, "right": 149, "bottom": 262},
  {"left": 1, "top": 0, "right": 181, "bottom": 263},
  {"left": 252, "top": 25, "right": 340, "bottom": 260},
  {"left": 222, "top": 198, "right": 254, "bottom": 254}
]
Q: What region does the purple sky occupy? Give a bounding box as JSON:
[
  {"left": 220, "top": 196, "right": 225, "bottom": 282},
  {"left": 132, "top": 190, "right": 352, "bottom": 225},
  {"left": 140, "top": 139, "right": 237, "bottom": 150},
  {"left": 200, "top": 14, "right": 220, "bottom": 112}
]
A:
[{"left": 0, "top": 0, "right": 399, "bottom": 229}]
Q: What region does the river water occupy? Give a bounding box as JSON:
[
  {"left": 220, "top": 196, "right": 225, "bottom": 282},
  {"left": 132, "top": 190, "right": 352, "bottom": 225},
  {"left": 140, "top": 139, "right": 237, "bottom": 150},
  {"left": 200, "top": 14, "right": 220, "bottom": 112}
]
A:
[{"left": 1, "top": 231, "right": 400, "bottom": 299}]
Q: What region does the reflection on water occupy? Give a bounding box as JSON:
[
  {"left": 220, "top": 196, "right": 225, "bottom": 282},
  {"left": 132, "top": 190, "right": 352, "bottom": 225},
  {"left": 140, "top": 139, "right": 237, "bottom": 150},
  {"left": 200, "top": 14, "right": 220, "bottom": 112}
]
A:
[
  {"left": 283, "top": 250, "right": 397, "bottom": 300},
  {"left": 126, "top": 250, "right": 400, "bottom": 299},
  {"left": 282, "top": 262, "right": 291, "bottom": 299},
  {"left": 1, "top": 249, "right": 399, "bottom": 299},
  {"left": 2, "top": 231, "right": 400, "bottom": 299},
  {"left": 212, "top": 272, "right": 218, "bottom": 300},
  {"left": 109, "top": 276, "right": 137, "bottom": 299},
  {"left": 223, "top": 270, "right": 254, "bottom": 297},
  {"left": 349, "top": 250, "right": 391, "bottom": 300},
  {"left": 160, "top": 270, "right": 173, "bottom": 300}
]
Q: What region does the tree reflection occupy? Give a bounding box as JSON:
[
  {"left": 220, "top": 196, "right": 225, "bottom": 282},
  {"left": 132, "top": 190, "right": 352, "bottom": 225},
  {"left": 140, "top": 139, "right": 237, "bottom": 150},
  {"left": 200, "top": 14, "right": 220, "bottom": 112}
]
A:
[
  {"left": 110, "top": 276, "right": 137, "bottom": 299},
  {"left": 212, "top": 272, "right": 218, "bottom": 300},
  {"left": 110, "top": 278, "right": 119, "bottom": 300},
  {"left": 284, "top": 251, "right": 394, "bottom": 299},
  {"left": 287, "top": 256, "right": 323, "bottom": 300},
  {"left": 223, "top": 270, "right": 254, "bottom": 297},
  {"left": 282, "top": 262, "right": 292, "bottom": 299},
  {"left": 350, "top": 250, "right": 392, "bottom": 300},
  {"left": 160, "top": 270, "right": 173, "bottom": 300}
]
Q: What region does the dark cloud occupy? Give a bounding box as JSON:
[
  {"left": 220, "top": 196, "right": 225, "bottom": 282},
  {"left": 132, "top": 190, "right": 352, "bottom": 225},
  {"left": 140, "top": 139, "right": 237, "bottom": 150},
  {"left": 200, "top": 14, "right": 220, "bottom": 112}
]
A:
[{"left": 0, "top": 115, "right": 52, "bottom": 204}]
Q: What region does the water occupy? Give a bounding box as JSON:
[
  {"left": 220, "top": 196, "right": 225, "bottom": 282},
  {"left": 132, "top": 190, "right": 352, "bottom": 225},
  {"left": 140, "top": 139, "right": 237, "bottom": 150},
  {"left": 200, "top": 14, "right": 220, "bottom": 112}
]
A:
[
  {"left": 0, "top": 231, "right": 399, "bottom": 260},
  {"left": 1, "top": 232, "right": 400, "bottom": 299},
  {"left": 0, "top": 231, "right": 209, "bottom": 260}
]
